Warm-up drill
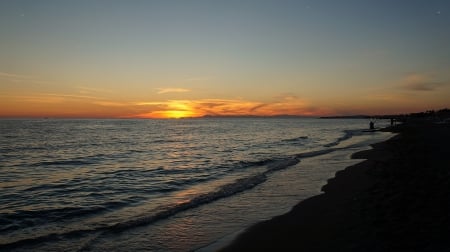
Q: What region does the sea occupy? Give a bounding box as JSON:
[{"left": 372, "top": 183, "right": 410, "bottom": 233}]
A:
[{"left": 0, "top": 118, "right": 393, "bottom": 251}]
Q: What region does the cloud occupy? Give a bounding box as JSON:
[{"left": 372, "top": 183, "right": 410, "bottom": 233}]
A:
[
  {"left": 132, "top": 96, "right": 326, "bottom": 118},
  {"left": 77, "top": 86, "right": 113, "bottom": 95},
  {"left": 11, "top": 92, "right": 112, "bottom": 106},
  {"left": 0, "top": 71, "right": 55, "bottom": 85},
  {"left": 0, "top": 71, "right": 35, "bottom": 83},
  {"left": 93, "top": 101, "right": 130, "bottom": 107},
  {"left": 135, "top": 101, "right": 167, "bottom": 106},
  {"left": 157, "top": 88, "right": 190, "bottom": 94},
  {"left": 17, "top": 95, "right": 65, "bottom": 104},
  {"left": 250, "top": 103, "right": 269, "bottom": 112},
  {"left": 43, "top": 93, "right": 101, "bottom": 100},
  {"left": 399, "top": 73, "right": 446, "bottom": 91},
  {"left": 0, "top": 72, "right": 33, "bottom": 79}
]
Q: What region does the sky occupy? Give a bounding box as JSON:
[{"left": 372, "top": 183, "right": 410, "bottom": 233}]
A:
[{"left": 1, "top": 0, "right": 450, "bottom": 118}]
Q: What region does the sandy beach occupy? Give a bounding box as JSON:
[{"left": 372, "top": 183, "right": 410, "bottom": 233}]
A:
[{"left": 221, "top": 121, "right": 450, "bottom": 251}]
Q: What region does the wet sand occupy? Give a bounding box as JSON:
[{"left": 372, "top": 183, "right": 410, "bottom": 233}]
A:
[{"left": 221, "top": 121, "right": 450, "bottom": 251}]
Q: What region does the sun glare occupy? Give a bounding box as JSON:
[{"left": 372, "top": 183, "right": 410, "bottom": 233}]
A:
[
  {"left": 164, "top": 110, "right": 194, "bottom": 119},
  {"left": 158, "top": 101, "right": 199, "bottom": 118}
]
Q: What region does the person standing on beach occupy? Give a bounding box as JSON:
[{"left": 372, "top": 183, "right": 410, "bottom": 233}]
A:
[{"left": 370, "top": 121, "right": 374, "bottom": 130}]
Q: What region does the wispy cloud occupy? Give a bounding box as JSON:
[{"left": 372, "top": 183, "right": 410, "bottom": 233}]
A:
[
  {"left": 93, "top": 101, "right": 130, "bottom": 107},
  {"left": 77, "top": 86, "right": 113, "bottom": 95},
  {"left": 0, "top": 71, "right": 53, "bottom": 85},
  {"left": 192, "top": 97, "right": 327, "bottom": 116},
  {"left": 0, "top": 72, "right": 32, "bottom": 79},
  {"left": 17, "top": 95, "right": 65, "bottom": 104},
  {"left": 157, "top": 88, "right": 190, "bottom": 94},
  {"left": 11, "top": 93, "right": 90, "bottom": 103},
  {"left": 43, "top": 93, "right": 101, "bottom": 100},
  {"left": 399, "top": 73, "right": 446, "bottom": 91},
  {"left": 132, "top": 95, "right": 326, "bottom": 118},
  {"left": 135, "top": 101, "right": 166, "bottom": 106}
]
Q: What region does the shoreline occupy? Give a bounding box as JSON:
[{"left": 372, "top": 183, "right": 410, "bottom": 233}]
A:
[{"left": 220, "top": 121, "right": 450, "bottom": 251}]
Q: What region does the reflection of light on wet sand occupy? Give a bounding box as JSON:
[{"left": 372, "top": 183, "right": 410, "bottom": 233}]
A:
[{"left": 158, "top": 215, "right": 196, "bottom": 245}]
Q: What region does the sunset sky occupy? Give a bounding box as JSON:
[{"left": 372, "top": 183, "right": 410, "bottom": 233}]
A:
[{"left": 1, "top": 0, "right": 450, "bottom": 118}]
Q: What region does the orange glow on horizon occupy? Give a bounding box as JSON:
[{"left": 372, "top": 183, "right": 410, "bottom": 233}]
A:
[
  {"left": 1, "top": 92, "right": 440, "bottom": 119},
  {"left": 133, "top": 100, "right": 203, "bottom": 119},
  {"left": 132, "top": 98, "right": 332, "bottom": 119},
  {"left": 163, "top": 110, "right": 196, "bottom": 119}
]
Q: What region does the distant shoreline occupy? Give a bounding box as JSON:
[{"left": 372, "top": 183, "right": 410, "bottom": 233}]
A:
[{"left": 1, "top": 108, "right": 448, "bottom": 120}]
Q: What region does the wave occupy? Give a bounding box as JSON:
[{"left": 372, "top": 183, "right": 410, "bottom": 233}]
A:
[
  {"left": 0, "top": 226, "right": 100, "bottom": 251},
  {"left": 23, "top": 182, "right": 72, "bottom": 192},
  {"left": 295, "top": 149, "right": 336, "bottom": 158},
  {"left": 28, "top": 152, "right": 135, "bottom": 168},
  {"left": 98, "top": 157, "right": 298, "bottom": 234},
  {"left": 0, "top": 202, "right": 128, "bottom": 234},
  {"left": 1, "top": 146, "right": 46, "bottom": 152},
  {"left": 108, "top": 173, "right": 270, "bottom": 233},
  {"left": 267, "top": 158, "right": 300, "bottom": 172},
  {"left": 323, "top": 129, "right": 360, "bottom": 147},
  {"left": 1, "top": 127, "right": 378, "bottom": 250},
  {"left": 237, "top": 158, "right": 274, "bottom": 168},
  {"left": 0, "top": 157, "right": 300, "bottom": 250},
  {"left": 281, "top": 136, "right": 308, "bottom": 143},
  {"left": 1, "top": 138, "right": 363, "bottom": 250},
  {"left": 0, "top": 129, "right": 377, "bottom": 250},
  {"left": 150, "top": 139, "right": 183, "bottom": 144},
  {"left": 31, "top": 159, "right": 94, "bottom": 167}
]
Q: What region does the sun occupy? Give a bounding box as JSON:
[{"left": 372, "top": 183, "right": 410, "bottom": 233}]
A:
[
  {"left": 159, "top": 101, "right": 201, "bottom": 119},
  {"left": 134, "top": 100, "right": 202, "bottom": 119},
  {"left": 164, "top": 110, "right": 194, "bottom": 119}
]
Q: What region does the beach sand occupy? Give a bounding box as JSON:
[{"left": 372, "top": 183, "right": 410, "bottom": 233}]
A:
[{"left": 221, "top": 121, "right": 450, "bottom": 251}]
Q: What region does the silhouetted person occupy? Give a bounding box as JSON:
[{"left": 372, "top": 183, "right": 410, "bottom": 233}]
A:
[
  {"left": 391, "top": 118, "right": 394, "bottom": 126},
  {"left": 369, "top": 121, "right": 374, "bottom": 130}
]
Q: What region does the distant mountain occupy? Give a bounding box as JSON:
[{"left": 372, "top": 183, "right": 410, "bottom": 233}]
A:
[
  {"left": 201, "top": 114, "right": 315, "bottom": 119},
  {"left": 319, "top": 115, "right": 371, "bottom": 119}
]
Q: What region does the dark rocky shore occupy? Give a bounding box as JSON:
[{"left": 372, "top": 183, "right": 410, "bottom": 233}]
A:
[{"left": 222, "top": 121, "right": 450, "bottom": 251}]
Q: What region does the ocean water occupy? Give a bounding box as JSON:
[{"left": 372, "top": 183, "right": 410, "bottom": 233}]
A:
[{"left": 0, "top": 118, "right": 392, "bottom": 251}]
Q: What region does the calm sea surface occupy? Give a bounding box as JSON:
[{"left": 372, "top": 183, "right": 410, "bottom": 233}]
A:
[{"left": 0, "top": 118, "right": 392, "bottom": 251}]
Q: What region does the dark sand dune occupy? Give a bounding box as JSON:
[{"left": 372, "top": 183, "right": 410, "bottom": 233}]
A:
[{"left": 222, "top": 121, "right": 450, "bottom": 251}]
